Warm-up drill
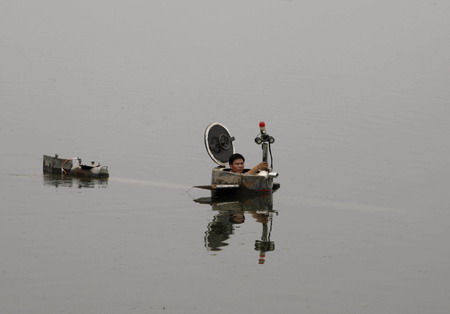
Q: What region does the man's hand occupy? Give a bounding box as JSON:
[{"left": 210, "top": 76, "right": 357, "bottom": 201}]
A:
[
  {"left": 247, "top": 161, "right": 269, "bottom": 174},
  {"left": 255, "top": 161, "right": 269, "bottom": 171}
]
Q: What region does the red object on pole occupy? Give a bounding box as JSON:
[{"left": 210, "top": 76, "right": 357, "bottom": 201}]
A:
[
  {"left": 259, "top": 252, "right": 266, "bottom": 264},
  {"left": 259, "top": 121, "right": 266, "bottom": 133}
]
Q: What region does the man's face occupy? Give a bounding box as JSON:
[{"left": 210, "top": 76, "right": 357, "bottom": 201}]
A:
[{"left": 230, "top": 158, "right": 245, "bottom": 173}]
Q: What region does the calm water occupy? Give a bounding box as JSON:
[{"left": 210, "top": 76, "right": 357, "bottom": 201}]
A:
[{"left": 1, "top": 1, "right": 450, "bottom": 313}]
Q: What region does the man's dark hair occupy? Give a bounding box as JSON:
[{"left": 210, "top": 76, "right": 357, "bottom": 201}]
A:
[{"left": 229, "top": 153, "right": 245, "bottom": 165}]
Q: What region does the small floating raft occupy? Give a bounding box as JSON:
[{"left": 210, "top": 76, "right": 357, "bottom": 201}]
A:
[
  {"left": 195, "top": 167, "right": 280, "bottom": 194},
  {"left": 194, "top": 122, "right": 279, "bottom": 197},
  {"left": 43, "top": 154, "right": 109, "bottom": 178}
]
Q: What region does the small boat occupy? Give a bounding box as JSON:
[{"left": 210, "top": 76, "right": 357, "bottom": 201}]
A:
[
  {"left": 43, "top": 154, "right": 109, "bottom": 178},
  {"left": 195, "top": 122, "right": 279, "bottom": 197}
]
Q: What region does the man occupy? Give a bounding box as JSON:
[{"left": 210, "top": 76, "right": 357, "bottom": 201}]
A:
[{"left": 228, "top": 153, "right": 268, "bottom": 174}]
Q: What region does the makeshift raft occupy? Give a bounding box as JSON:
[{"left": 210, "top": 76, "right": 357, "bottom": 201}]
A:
[
  {"left": 43, "top": 154, "right": 109, "bottom": 178},
  {"left": 194, "top": 122, "right": 279, "bottom": 197},
  {"left": 195, "top": 167, "right": 280, "bottom": 195}
]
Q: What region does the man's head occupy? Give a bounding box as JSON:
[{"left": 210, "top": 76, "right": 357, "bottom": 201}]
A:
[{"left": 229, "top": 153, "right": 245, "bottom": 173}]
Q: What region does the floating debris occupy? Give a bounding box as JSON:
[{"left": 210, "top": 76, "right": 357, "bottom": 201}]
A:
[{"left": 43, "top": 154, "right": 109, "bottom": 178}]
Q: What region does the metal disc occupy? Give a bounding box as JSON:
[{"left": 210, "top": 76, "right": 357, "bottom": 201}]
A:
[{"left": 204, "top": 122, "right": 235, "bottom": 166}]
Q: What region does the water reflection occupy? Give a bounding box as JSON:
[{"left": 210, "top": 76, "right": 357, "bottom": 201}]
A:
[
  {"left": 195, "top": 194, "right": 277, "bottom": 264},
  {"left": 43, "top": 174, "right": 108, "bottom": 189}
]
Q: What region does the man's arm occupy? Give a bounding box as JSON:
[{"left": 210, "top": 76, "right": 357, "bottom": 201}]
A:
[{"left": 246, "top": 161, "right": 269, "bottom": 175}]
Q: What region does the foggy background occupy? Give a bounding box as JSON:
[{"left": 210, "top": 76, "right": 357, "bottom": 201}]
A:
[{"left": 1, "top": 1, "right": 449, "bottom": 313}]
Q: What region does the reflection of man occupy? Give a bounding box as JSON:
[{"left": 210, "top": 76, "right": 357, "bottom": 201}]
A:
[
  {"left": 204, "top": 210, "right": 245, "bottom": 251},
  {"left": 228, "top": 153, "right": 268, "bottom": 175}
]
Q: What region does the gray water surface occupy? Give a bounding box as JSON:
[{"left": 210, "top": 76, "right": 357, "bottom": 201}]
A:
[{"left": 1, "top": 1, "right": 450, "bottom": 313}]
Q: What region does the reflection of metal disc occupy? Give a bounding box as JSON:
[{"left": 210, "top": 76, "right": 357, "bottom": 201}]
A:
[{"left": 204, "top": 122, "right": 235, "bottom": 166}]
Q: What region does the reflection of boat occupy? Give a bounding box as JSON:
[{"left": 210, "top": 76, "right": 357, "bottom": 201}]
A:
[
  {"left": 43, "top": 173, "right": 108, "bottom": 189},
  {"left": 195, "top": 193, "right": 275, "bottom": 212},
  {"left": 194, "top": 122, "right": 280, "bottom": 196},
  {"left": 197, "top": 194, "right": 277, "bottom": 264},
  {"left": 43, "top": 154, "right": 109, "bottom": 178}
]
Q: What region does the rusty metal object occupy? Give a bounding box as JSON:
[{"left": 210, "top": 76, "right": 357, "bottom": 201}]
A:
[
  {"left": 212, "top": 167, "right": 273, "bottom": 194},
  {"left": 43, "top": 154, "right": 74, "bottom": 174},
  {"left": 43, "top": 154, "right": 109, "bottom": 178},
  {"left": 195, "top": 167, "right": 279, "bottom": 197}
]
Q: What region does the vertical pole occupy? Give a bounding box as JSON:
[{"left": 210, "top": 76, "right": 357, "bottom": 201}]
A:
[{"left": 262, "top": 143, "right": 268, "bottom": 162}]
